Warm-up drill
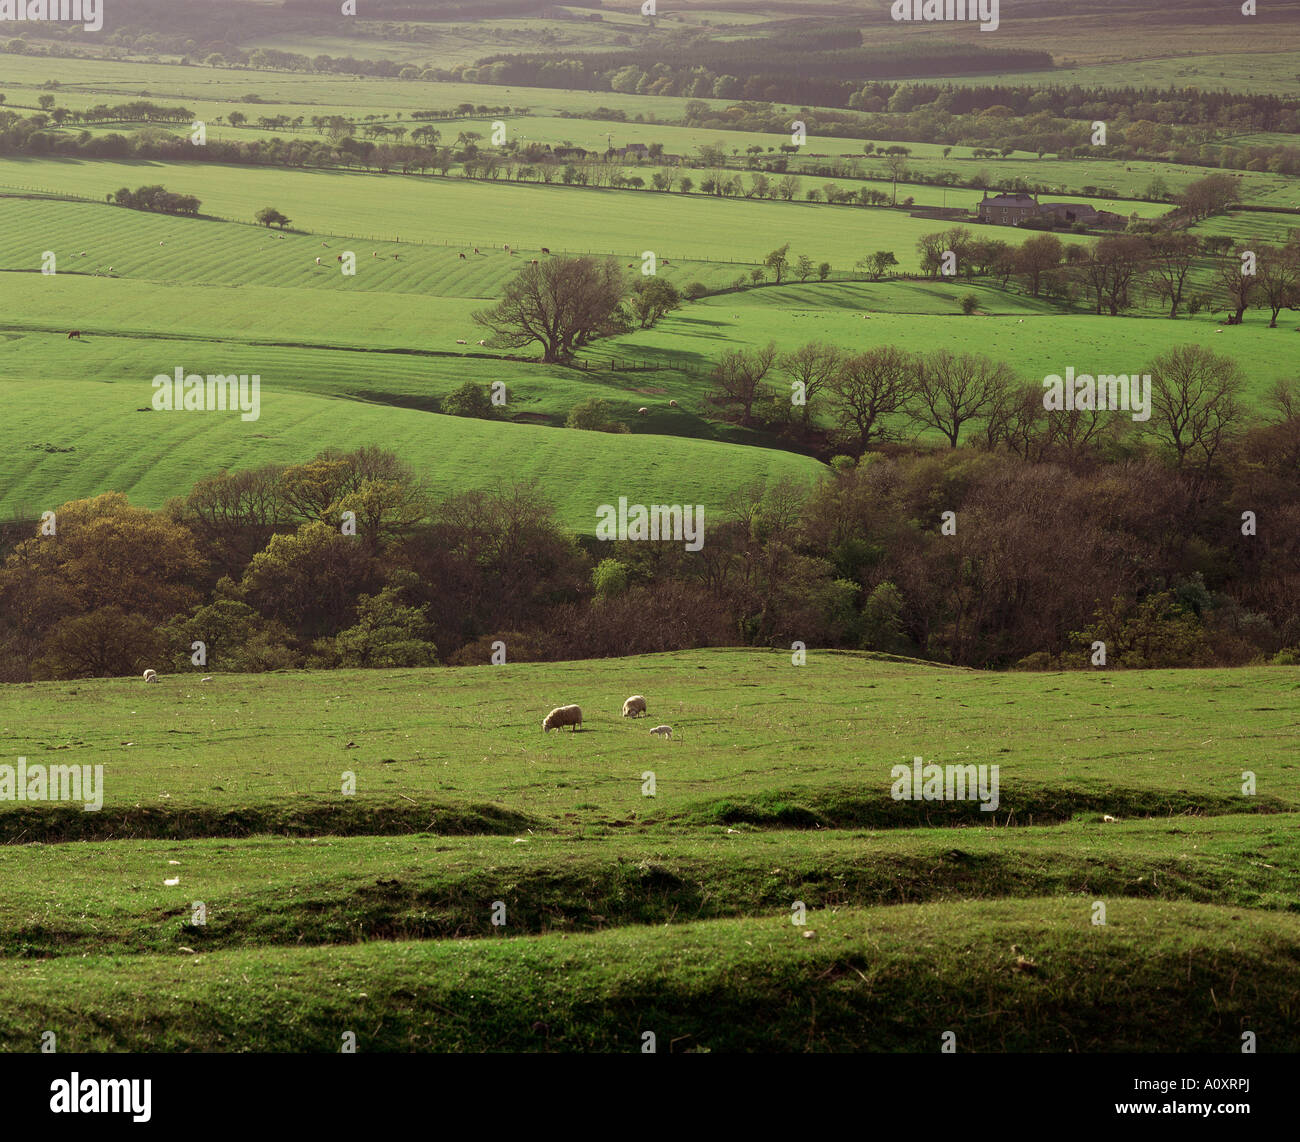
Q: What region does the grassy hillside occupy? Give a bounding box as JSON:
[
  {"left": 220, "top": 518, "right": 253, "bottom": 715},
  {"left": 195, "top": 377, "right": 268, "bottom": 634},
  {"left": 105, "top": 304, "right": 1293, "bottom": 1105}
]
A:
[
  {"left": 0, "top": 650, "right": 1293, "bottom": 835},
  {"left": 0, "top": 379, "right": 823, "bottom": 528},
  {"left": 0, "top": 651, "right": 1296, "bottom": 1051}
]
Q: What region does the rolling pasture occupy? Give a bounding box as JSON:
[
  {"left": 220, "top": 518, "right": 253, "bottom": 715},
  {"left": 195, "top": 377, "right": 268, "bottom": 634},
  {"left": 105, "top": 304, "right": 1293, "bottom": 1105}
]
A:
[{"left": 0, "top": 650, "right": 1295, "bottom": 1050}]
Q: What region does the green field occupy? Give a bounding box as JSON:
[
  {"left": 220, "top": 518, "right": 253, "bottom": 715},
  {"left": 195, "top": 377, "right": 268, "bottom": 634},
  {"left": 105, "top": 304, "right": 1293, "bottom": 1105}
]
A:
[{"left": 0, "top": 651, "right": 1295, "bottom": 1050}]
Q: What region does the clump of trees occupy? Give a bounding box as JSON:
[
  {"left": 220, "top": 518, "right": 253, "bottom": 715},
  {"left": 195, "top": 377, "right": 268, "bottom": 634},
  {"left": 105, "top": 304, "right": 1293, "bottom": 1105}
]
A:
[{"left": 110, "top": 184, "right": 200, "bottom": 215}]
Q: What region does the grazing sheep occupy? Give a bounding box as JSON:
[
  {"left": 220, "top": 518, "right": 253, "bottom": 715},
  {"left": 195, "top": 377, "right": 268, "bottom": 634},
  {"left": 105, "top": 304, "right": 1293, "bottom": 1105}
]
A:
[
  {"left": 1016, "top": 318, "right": 1024, "bottom": 323},
  {"left": 143, "top": 669, "right": 158, "bottom": 683},
  {"left": 622, "top": 695, "right": 647, "bottom": 718},
  {"left": 648, "top": 724, "right": 672, "bottom": 740},
  {"left": 504, "top": 244, "right": 511, "bottom": 251},
  {"left": 315, "top": 257, "right": 322, "bottom": 265},
  {"left": 541, "top": 247, "right": 550, "bottom": 254},
  {"left": 668, "top": 399, "right": 678, "bottom": 407},
  {"left": 459, "top": 252, "right": 467, "bottom": 259},
  {"left": 159, "top": 241, "right": 165, "bottom": 246},
  {"left": 473, "top": 247, "right": 481, "bottom": 254},
  {"left": 80, "top": 251, "right": 87, "bottom": 256},
  {"left": 477, "top": 339, "right": 487, "bottom": 346},
  {"left": 393, "top": 254, "right": 399, "bottom": 260},
  {"left": 373, "top": 252, "right": 379, "bottom": 258},
  {"left": 637, "top": 407, "right": 649, "bottom": 415},
  {"left": 322, "top": 242, "right": 330, "bottom": 248},
  {"left": 456, "top": 338, "right": 467, "bottom": 344},
  {"left": 529, "top": 259, "right": 539, "bottom": 264},
  {"left": 542, "top": 704, "right": 583, "bottom": 732}
]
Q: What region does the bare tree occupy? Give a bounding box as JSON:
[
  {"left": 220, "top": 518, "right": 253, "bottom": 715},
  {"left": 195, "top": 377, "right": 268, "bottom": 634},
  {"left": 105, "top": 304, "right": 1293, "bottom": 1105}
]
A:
[
  {"left": 910, "top": 351, "right": 1014, "bottom": 448},
  {"left": 1145, "top": 232, "right": 1199, "bottom": 318},
  {"left": 710, "top": 342, "right": 778, "bottom": 425},
  {"left": 1216, "top": 251, "right": 1258, "bottom": 325},
  {"left": 826, "top": 346, "right": 916, "bottom": 453},
  {"left": 1015, "top": 233, "right": 1062, "bottom": 298},
  {"left": 1146, "top": 345, "right": 1246, "bottom": 468},
  {"left": 1257, "top": 244, "right": 1300, "bottom": 328},
  {"left": 473, "top": 256, "right": 627, "bottom": 363},
  {"left": 780, "top": 341, "right": 843, "bottom": 427}
]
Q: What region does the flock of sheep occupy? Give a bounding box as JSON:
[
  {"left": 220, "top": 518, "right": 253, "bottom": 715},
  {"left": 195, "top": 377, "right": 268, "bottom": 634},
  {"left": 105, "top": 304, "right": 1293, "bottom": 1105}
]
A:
[{"left": 544, "top": 694, "right": 673, "bottom": 739}]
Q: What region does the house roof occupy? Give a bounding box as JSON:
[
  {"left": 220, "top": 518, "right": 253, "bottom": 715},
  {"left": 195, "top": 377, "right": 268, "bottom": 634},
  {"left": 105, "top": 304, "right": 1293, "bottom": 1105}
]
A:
[{"left": 982, "top": 193, "right": 1038, "bottom": 206}]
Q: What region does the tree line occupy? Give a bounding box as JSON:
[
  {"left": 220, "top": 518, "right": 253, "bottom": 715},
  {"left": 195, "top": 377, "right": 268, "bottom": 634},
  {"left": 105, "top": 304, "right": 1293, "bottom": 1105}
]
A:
[{"left": 2, "top": 407, "right": 1296, "bottom": 681}]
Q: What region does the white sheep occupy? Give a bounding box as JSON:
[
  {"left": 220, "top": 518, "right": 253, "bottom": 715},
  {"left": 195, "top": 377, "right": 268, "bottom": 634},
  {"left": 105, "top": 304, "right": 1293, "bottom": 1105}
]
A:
[
  {"left": 638, "top": 407, "right": 649, "bottom": 416},
  {"left": 668, "top": 400, "right": 678, "bottom": 407},
  {"left": 143, "top": 669, "right": 158, "bottom": 683},
  {"left": 622, "top": 695, "right": 647, "bottom": 718},
  {"left": 477, "top": 339, "right": 487, "bottom": 346},
  {"left": 456, "top": 338, "right": 467, "bottom": 344},
  {"left": 315, "top": 257, "right": 322, "bottom": 265},
  {"left": 542, "top": 704, "right": 583, "bottom": 732},
  {"left": 648, "top": 724, "right": 672, "bottom": 740}
]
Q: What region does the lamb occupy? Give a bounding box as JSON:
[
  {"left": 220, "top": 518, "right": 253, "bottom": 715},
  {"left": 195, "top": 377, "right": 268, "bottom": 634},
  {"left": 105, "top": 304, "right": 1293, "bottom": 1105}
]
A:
[
  {"left": 143, "top": 669, "right": 158, "bottom": 683},
  {"left": 622, "top": 695, "right": 647, "bottom": 718},
  {"left": 648, "top": 724, "right": 672, "bottom": 739},
  {"left": 542, "top": 704, "right": 583, "bottom": 732}
]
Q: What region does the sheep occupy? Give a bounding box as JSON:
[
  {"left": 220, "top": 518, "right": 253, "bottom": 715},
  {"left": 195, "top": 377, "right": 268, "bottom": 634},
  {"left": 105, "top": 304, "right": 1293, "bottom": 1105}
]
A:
[
  {"left": 622, "top": 695, "right": 647, "bottom": 718},
  {"left": 80, "top": 251, "right": 87, "bottom": 256},
  {"left": 456, "top": 338, "right": 467, "bottom": 344},
  {"left": 648, "top": 724, "right": 672, "bottom": 740},
  {"left": 542, "top": 704, "right": 583, "bottom": 732},
  {"left": 143, "top": 669, "right": 159, "bottom": 683},
  {"left": 337, "top": 254, "right": 344, "bottom": 262},
  {"left": 529, "top": 259, "right": 539, "bottom": 264},
  {"left": 668, "top": 399, "right": 678, "bottom": 407},
  {"left": 477, "top": 339, "right": 487, "bottom": 346},
  {"left": 1016, "top": 318, "right": 1024, "bottom": 323},
  {"left": 504, "top": 244, "right": 511, "bottom": 251},
  {"left": 473, "top": 247, "right": 481, "bottom": 254},
  {"left": 373, "top": 252, "right": 380, "bottom": 258},
  {"left": 638, "top": 407, "right": 649, "bottom": 415},
  {"left": 315, "top": 257, "right": 322, "bottom": 265},
  {"left": 541, "top": 247, "right": 550, "bottom": 254},
  {"left": 459, "top": 252, "right": 467, "bottom": 259},
  {"left": 159, "top": 241, "right": 165, "bottom": 246}
]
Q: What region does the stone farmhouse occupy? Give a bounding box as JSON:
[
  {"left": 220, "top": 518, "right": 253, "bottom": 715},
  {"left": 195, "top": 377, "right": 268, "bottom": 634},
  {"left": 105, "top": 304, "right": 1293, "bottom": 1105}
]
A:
[{"left": 976, "top": 192, "right": 1127, "bottom": 230}]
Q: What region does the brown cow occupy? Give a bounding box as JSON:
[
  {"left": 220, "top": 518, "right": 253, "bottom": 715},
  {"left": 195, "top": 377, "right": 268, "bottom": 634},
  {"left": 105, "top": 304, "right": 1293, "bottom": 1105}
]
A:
[
  {"left": 541, "top": 247, "right": 550, "bottom": 254},
  {"left": 67, "top": 330, "right": 82, "bottom": 340}
]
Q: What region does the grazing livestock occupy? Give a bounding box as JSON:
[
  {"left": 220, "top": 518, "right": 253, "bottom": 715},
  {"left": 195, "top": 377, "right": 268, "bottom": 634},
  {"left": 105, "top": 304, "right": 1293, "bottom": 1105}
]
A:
[
  {"left": 541, "top": 247, "right": 550, "bottom": 254},
  {"left": 637, "top": 407, "right": 649, "bottom": 415},
  {"left": 668, "top": 399, "right": 678, "bottom": 407},
  {"left": 79, "top": 251, "right": 87, "bottom": 256},
  {"left": 67, "top": 330, "right": 81, "bottom": 340},
  {"left": 337, "top": 254, "right": 344, "bottom": 262},
  {"left": 504, "top": 244, "right": 511, "bottom": 251},
  {"left": 456, "top": 339, "right": 467, "bottom": 344},
  {"left": 459, "top": 252, "right": 467, "bottom": 259},
  {"left": 473, "top": 248, "right": 481, "bottom": 254},
  {"left": 1016, "top": 318, "right": 1024, "bottom": 323},
  {"left": 477, "top": 339, "right": 487, "bottom": 346},
  {"left": 542, "top": 704, "right": 583, "bottom": 732},
  {"left": 529, "top": 259, "right": 539, "bottom": 264},
  {"left": 648, "top": 724, "right": 673, "bottom": 740},
  {"left": 622, "top": 695, "right": 647, "bottom": 718},
  {"left": 143, "top": 669, "right": 158, "bottom": 683},
  {"left": 315, "top": 257, "right": 322, "bottom": 265},
  {"left": 393, "top": 254, "right": 399, "bottom": 260}
]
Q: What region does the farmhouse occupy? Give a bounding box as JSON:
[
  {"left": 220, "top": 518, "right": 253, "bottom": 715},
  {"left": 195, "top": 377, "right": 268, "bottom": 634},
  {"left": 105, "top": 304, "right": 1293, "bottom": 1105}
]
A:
[
  {"left": 976, "top": 192, "right": 1040, "bottom": 225},
  {"left": 977, "top": 192, "right": 1128, "bottom": 230}
]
